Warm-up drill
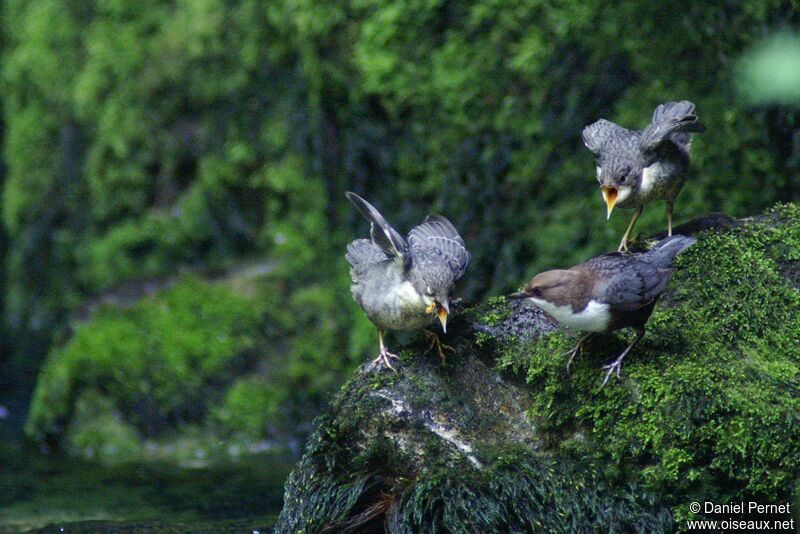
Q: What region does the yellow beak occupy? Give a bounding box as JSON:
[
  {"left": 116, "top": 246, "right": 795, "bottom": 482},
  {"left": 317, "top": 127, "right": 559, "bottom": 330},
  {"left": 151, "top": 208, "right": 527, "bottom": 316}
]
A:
[
  {"left": 601, "top": 187, "right": 618, "bottom": 220},
  {"left": 438, "top": 307, "right": 448, "bottom": 334}
]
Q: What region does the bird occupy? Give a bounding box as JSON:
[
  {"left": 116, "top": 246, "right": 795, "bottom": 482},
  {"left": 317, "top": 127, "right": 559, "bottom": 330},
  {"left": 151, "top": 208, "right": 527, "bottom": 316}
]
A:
[
  {"left": 511, "top": 235, "right": 695, "bottom": 386},
  {"left": 582, "top": 101, "right": 705, "bottom": 251},
  {"left": 345, "top": 191, "right": 470, "bottom": 371}
]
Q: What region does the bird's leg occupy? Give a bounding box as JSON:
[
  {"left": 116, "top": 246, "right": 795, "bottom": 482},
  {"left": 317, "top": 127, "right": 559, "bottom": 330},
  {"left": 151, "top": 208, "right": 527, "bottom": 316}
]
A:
[
  {"left": 423, "top": 329, "right": 455, "bottom": 365},
  {"left": 601, "top": 329, "right": 644, "bottom": 387},
  {"left": 666, "top": 201, "right": 674, "bottom": 237},
  {"left": 618, "top": 206, "right": 643, "bottom": 252},
  {"left": 565, "top": 333, "right": 594, "bottom": 374},
  {"left": 372, "top": 329, "right": 399, "bottom": 373}
]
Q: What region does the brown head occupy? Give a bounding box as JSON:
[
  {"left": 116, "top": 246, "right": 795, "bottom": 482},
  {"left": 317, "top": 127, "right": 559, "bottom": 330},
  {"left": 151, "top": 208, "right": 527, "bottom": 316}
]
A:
[{"left": 519, "top": 269, "right": 593, "bottom": 311}]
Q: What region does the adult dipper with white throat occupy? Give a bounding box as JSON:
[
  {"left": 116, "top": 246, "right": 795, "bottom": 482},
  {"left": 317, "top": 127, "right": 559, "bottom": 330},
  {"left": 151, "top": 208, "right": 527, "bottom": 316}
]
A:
[{"left": 512, "top": 235, "right": 696, "bottom": 386}]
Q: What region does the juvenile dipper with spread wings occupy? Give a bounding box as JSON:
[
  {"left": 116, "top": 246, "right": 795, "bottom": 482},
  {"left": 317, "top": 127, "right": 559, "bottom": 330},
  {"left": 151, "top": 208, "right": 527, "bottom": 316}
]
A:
[
  {"left": 583, "top": 101, "right": 705, "bottom": 251},
  {"left": 513, "top": 235, "right": 695, "bottom": 385},
  {"left": 345, "top": 192, "right": 470, "bottom": 371}
]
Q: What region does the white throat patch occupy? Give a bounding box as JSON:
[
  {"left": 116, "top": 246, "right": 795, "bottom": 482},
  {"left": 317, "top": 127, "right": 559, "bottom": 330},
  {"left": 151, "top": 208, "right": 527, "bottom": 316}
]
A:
[
  {"left": 529, "top": 298, "right": 610, "bottom": 332},
  {"left": 615, "top": 186, "right": 633, "bottom": 204},
  {"left": 640, "top": 163, "right": 664, "bottom": 196}
]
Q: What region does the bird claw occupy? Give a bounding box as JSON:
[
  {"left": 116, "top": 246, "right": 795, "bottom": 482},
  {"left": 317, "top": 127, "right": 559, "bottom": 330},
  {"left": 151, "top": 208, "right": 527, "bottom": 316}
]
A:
[
  {"left": 600, "top": 358, "right": 624, "bottom": 387},
  {"left": 372, "top": 349, "right": 400, "bottom": 373},
  {"left": 564, "top": 334, "right": 593, "bottom": 375},
  {"left": 423, "top": 330, "right": 455, "bottom": 365},
  {"left": 565, "top": 345, "right": 582, "bottom": 374}
]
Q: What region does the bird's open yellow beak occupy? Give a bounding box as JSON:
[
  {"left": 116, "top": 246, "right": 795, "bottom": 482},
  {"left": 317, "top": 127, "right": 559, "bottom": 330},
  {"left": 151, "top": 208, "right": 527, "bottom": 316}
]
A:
[
  {"left": 427, "top": 301, "right": 449, "bottom": 333},
  {"left": 601, "top": 187, "right": 618, "bottom": 220},
  {"left": 437, "top": 307, "right": 448, "bottom": 333}
]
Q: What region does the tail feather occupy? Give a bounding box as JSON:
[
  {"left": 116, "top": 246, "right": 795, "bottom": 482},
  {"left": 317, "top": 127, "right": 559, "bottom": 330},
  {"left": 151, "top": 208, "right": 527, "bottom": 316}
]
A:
[
  {"left": 648, "top": 235, "right": 696, "bottom": 268},
  {"left": 651, "top": 101, "right": 696, "bottom": 124},
  {"left": 642, "top": 101, "right": 705, "bottom": 151}
]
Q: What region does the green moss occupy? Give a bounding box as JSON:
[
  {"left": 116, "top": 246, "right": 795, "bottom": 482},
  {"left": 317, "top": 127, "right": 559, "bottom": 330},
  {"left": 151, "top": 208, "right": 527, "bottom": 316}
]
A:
[
  {"left": 513, "top": 207, "right": 800, "bottom": 518},
  {"left": 478, "top": 296, "right": 511, "bottom": 327},
  {"left": 65, "top": 389, "right": 142, "bottom": 461},
  {"left": 211, "top": 376, "right": 286, "bottom": 441},
  {"left": 26, "top": 276, "right": 265, "bottom": 450},
  {"left": 277, "top": 417, "right": 671, "bottom": 533}
]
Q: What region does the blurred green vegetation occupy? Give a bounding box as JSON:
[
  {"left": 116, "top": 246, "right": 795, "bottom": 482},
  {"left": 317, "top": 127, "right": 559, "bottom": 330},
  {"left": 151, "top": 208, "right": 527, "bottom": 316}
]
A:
[{"left": 0, "top": 0, "right": 798, "bottom": 457}]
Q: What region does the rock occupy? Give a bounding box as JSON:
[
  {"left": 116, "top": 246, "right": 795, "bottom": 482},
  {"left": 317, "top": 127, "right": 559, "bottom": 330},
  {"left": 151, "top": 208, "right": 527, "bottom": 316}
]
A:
[{"left": 275, "top": 204, "right": 800, "bottom": 533}]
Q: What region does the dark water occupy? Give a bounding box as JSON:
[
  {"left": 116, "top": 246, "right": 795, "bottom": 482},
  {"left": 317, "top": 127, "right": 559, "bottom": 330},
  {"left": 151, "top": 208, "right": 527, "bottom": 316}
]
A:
[{"left": 0, "top": 440, "right": 292, "bottom": 533}]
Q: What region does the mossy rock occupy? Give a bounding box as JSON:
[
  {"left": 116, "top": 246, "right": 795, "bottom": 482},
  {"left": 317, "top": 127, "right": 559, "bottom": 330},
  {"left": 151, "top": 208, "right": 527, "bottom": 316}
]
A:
[
  {"left": 24, "top": 276, "right": 287, "bottom": 462},
  {"left": 276, "top": 204, "right": 800, "bottom": 532}
]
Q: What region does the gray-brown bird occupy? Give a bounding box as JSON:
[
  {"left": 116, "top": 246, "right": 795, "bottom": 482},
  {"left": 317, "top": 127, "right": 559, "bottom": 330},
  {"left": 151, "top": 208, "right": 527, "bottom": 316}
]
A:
[
  {"left": 583, "top": 101, "right": 705, "bottom": 251},
  {"left": 512, "top": 235, "right": 695, "bottom": 385},
  {"left": 345, "top": 192, "right": 470, "bottom": 371}
]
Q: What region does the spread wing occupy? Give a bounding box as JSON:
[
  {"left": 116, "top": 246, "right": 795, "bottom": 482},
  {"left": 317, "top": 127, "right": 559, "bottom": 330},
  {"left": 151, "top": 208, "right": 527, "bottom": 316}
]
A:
[
  {"left": 582, "top": 119, "right": 638, "bottom": 157},
  {"left": 583, "top": 253, "right": 671, "bottom": 311},
  {"left": 408, "top": 215, "right": 470, "bottom": 280},
  {"left": 346, "top": 191, "right": 408, "bottom": 265},
  {"left": 640, "top": 101, "right": 705, "bottom": 153}
]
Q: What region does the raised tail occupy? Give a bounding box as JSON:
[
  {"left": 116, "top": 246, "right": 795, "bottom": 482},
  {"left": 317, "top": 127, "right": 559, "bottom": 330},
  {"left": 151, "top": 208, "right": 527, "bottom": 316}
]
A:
[
  {"left": 641, "top": 101, "right": 706, "bottom": 151},
  {"left": 648, "top": 235, "right": 697, "bottom": 269}
]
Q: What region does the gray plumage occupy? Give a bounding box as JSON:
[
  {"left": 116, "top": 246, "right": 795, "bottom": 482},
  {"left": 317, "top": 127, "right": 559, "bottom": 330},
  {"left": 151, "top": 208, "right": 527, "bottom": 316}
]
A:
[
  {"left": 345, "top": 192, "right": 469, "bottom": 368},
  {"left": 583, "top": 101, "right": 705, "bottom": 250},
  {"left": 581, "top": 234, "right": 696, "bottom": 316}
]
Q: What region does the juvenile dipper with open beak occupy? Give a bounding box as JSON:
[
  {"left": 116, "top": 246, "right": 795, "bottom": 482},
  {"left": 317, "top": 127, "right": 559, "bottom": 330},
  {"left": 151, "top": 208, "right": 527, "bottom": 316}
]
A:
[
  {"left": 345, "top": 192, "right": 470, "bottom": 371},
  {"left": 512, "top": 235, "right": 695, "bottom": 385},
  {"left": 583, "top": 101, "right": 705, "bottom": 251}
]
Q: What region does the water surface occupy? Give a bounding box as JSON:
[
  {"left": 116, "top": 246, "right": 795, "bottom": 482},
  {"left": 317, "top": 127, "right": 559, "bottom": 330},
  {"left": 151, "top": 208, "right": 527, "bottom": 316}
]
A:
[{"left": 0, "top": 441, "right": 291, "bottom": 533}]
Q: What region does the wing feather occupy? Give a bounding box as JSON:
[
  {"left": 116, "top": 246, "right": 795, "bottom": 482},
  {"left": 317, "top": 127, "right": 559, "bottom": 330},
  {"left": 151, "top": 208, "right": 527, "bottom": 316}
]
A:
[
  {"left": 640, "top": 101, "right": 705, "bottom": 152},
  {"left": 582, "top": 119, "right": 636, "bottom": 156},
  {"left": 346, "top": 192, "right": 407, "bottom": 265},
  {"left": 408, "top": 215, "right": 469, "bottom": 279}
]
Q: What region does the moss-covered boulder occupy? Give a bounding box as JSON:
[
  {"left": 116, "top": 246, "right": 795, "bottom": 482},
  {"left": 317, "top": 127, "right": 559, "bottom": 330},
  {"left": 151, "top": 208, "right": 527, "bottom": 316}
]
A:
[
  {"left": 25, "top": 276, "right": 297, "bottom": 463},
  {"left": 276, "top": 204, "right": 800, "bottom": 532}
]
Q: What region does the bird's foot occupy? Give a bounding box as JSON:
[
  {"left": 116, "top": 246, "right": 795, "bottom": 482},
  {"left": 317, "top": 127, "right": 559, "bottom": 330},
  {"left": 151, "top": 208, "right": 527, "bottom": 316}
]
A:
[
  {"left": 423, "top": 330, "right": 456, "bottom": 365},
  {"left": 600, "top": 356, "right": 625, "bottom": 387},
  {"left": 371, "top": 348, "right": 400, "bottom": 373},
  {"left": 565, "top": 344, "right": 582, "bottom": 374},
  {"left": 564, "top": 334, "right": 593, "bottom": 375}
]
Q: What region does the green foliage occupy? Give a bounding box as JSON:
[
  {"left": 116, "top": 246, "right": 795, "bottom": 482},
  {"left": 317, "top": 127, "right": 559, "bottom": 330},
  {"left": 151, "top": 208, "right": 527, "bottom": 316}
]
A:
[
  {"left": 24, "top": 270, "right": 364, "bottom": 458},
  {"left": 26, "top": 276, "right": 263, "bottom": 444},
  {"left": 211, "top": 376, "right": 285, "bottom": 441}
]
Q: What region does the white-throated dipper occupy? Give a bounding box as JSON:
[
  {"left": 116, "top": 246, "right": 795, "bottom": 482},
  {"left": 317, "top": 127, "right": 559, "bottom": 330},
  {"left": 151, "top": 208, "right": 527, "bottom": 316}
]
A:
[
  {"left": 583, "top": 101, "right": 705, "bottom": 251},
  {"left": 512, "top": 235, "right": 696, "bottom": 385},
  {"left": 345, "top": 192, "right": 470, "bottom": 371}
]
